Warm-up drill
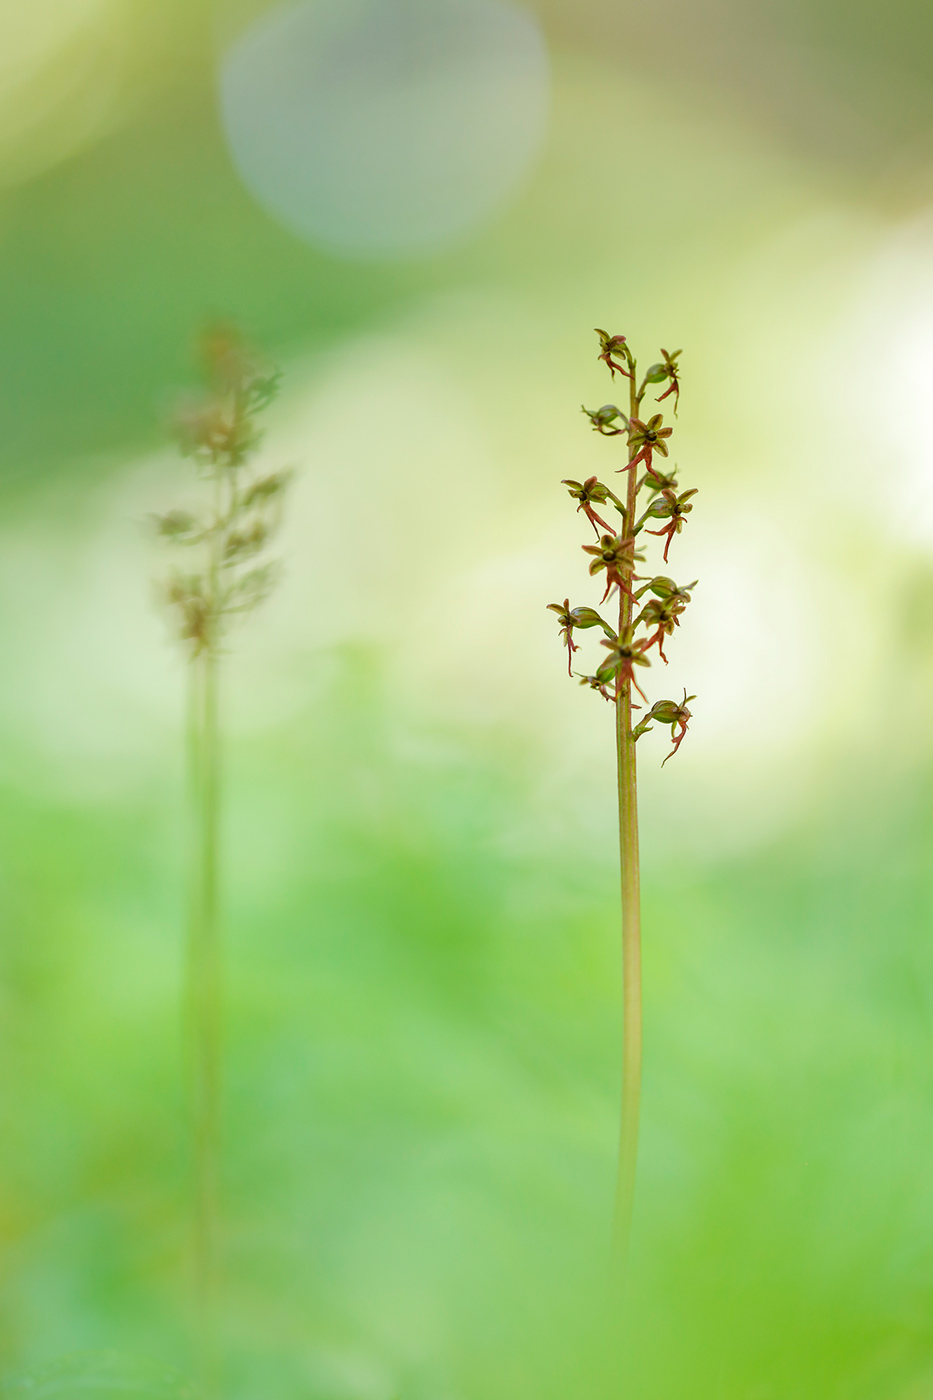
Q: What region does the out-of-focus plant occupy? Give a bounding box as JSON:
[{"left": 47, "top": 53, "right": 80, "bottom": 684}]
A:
[
  {"left": 549, "top": 331, "right": 697, "bottom": 1271},
  {"left": 152, "top": 325, "right": 290, "bottom": 1390}
]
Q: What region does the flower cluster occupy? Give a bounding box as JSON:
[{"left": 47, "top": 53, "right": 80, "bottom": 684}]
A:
[
  {"left": 154, "top": 324, "right": 290, "bottom": 656},
  {"left": 549, "top": 331, "right": 697, "bottom": 764}
]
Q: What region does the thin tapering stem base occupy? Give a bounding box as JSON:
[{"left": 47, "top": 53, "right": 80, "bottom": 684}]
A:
[{"left": 612, "top": 683, "right": 641, "bottom": 1271}]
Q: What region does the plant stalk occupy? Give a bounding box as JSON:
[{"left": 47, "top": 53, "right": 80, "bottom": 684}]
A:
[
  {"left": 161, "top": 332, "right": 287, "bottom": 1396},
  {"left": 611, "top": 367, "right": 643, "bottom": 1268},
  {"left": 186, "top": 483, "right": 224, "bottom": 1395}
]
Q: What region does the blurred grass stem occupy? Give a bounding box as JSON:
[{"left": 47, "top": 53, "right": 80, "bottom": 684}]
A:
[
  {"left": 186, "top": 483, "right": 224, "bottom": 1395},
  {"left": 157, "top": 327, "right": 289, "bottom": 1388}
]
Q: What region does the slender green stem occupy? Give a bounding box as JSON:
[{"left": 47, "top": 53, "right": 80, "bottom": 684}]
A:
[{"left": 611, "top": 367, "right": 643, "bottom": 1269}]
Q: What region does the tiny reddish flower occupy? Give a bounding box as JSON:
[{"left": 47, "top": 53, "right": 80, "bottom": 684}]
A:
[
  {"left": 547, "top": 600, "right": 615, "bottom": 673},
  {"left": 547, "top": 599, "right": 579, "bottom": 674},
  {"left": 655, "top": 348, "right": 682, "bottom": 414},
  {"left": 632, "top": 690, "right": 695, "bottom": 764},
  {"left": 620, "top": 414, "right": 673, "bottom": 477},
  {"left": 594, "top": 329, "right": 633, "bottom": 381},
  {"left": 582, "top": 403, "right": 627, "bottom": 436},
  {"left": 582, "top": 532, "right": 643, "bottom": 602},
  {"left": 642, "top": 348, "right": 682, "bottom": 415},
  {"left": 636, "top": 594, "right": 689, "bottom": 663},
  {"left": 577, "top": 664, "right": 618, "bottom": 702},
  {"left": 644, "top": 487, "right": 697, "bottom": 563},
  {"left": 598, "top": 627, "right": 652, "bottom": 703},
  {"left": 562, "top": 475, "right": 625, "bottom": 535}
]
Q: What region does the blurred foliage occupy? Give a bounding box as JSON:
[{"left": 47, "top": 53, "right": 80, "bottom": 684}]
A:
[{"left": 2, "top": 657, "right": 933, "bottom": 1397}]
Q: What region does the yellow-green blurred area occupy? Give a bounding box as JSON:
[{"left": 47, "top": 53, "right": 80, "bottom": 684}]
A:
[{"left": 4, "top": 0, "right": 933, "bottom": 1397}]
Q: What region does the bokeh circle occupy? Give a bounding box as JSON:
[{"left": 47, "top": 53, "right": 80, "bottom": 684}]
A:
[{"left": 218, "top": 0, "right": 550, "bottom": 258}]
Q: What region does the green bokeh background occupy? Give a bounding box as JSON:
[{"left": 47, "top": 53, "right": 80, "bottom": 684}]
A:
[{"left": 2, "top": 2, "right": 933, "bottom": 1397}]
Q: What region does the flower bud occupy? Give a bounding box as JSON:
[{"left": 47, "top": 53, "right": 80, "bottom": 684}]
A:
[
  {"left": 640, "top": 575, "right": 697, "bottom": 602},
  {"left": 646, "top": 699, "right": 685, "bottom": 725},
  {"left": 643, "top": 495, "right": 674, "bottom": 520},
  {"left": 570, "top": 606, "right": 614, "bottom": 632},
  {"left": 644, "top": 466, "right": 678, "bottom": 495}
]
